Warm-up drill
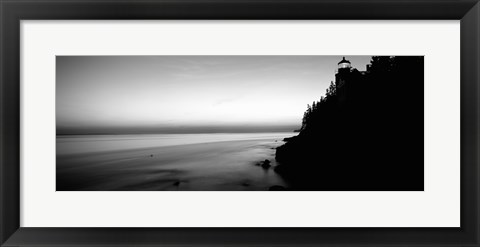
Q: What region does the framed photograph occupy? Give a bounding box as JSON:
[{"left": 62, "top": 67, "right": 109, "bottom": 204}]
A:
[{"left": 1, "top": 0, "right": 479, "bottom": 246}]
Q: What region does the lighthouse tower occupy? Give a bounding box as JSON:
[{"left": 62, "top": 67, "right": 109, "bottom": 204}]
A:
[
  {"left": 335, "top": 57, "right": 351, "bottom": 89},
  {"left": 335, "top": 57, "right": 353, "bottom": 104}
]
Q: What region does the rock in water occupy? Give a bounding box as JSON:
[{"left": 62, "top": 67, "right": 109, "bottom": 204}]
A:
[{"left": 261, "top": 159, "right": 271, "bottom": 169}]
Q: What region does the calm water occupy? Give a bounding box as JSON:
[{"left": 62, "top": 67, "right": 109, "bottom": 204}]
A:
[{"left": 56, "top": 132, "right": 295, "bottom": 191}]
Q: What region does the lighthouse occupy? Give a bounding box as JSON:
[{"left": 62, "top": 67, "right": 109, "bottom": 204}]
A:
[{"left": 335, "top": 57, "right": 352, "bottom": 89}]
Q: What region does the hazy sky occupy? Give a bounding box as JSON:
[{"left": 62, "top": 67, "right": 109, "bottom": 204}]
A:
[{"left": 56, "top": 56, "right": 370, "bottom": 134}]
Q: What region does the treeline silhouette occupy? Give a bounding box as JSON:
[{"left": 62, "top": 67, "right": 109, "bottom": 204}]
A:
[{"left": 275, "top": 56, "right": 424, "bottom": 191}]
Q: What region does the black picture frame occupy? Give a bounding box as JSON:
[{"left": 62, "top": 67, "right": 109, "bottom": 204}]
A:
[{"left": 1, "top": 0, "right": 479, "bottom": 246}]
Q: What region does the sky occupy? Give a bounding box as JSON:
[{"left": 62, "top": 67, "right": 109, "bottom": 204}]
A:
[{"left": 56, "top": 56, "right": 371, "bottom": 134}]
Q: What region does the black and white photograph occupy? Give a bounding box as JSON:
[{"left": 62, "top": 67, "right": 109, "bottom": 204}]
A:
[{"left": 56, "top": 55, "right": 424, "bottom": 191}]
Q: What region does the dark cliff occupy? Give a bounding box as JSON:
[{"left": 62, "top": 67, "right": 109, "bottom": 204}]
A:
[{"left": 275, "top": 56, "right": 424, "bottom": 191}]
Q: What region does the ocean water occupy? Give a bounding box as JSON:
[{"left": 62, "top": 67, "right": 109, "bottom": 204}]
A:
[{"left": 56, "top": 132, "right": 296, "bottom": 191}]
